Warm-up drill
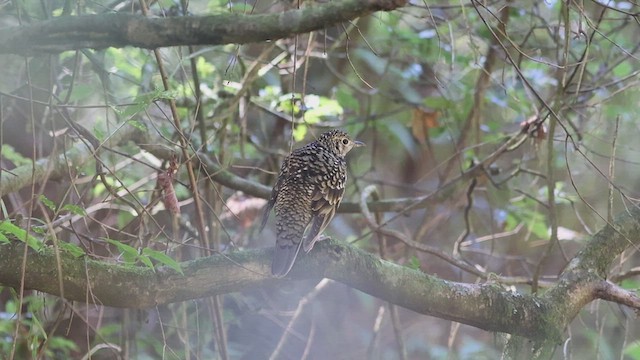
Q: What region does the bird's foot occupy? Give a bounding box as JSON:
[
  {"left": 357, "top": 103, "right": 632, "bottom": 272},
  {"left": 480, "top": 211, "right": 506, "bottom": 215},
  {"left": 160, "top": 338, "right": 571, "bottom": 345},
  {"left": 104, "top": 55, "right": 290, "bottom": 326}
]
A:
[
  {"left": 303, "top": 235, "right": 331, "bottom": 253},
  {"left": 316, "top": 234, "right": 330, "bottom": 242}
]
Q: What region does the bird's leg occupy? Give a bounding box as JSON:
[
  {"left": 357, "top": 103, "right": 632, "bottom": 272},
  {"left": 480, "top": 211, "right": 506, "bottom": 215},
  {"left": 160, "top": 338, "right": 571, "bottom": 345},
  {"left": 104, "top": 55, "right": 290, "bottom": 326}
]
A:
[
  {"left": 303, "top": 234, "right": 331, "bottom": 253},
  {"left": 316, "top": 234, "right": 330, "bottom": 242}
]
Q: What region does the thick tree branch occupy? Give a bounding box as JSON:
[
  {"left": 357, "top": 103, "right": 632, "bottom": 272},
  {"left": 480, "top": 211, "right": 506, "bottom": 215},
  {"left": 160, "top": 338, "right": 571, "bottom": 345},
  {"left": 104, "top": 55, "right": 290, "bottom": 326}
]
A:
[
  {"left": 0, "top": 238, "right": 558, "bottom": 341},
  {"left": 0, "top": 0, "right": 406, "bottom": 56},
  {"left": 504, "top": 206, "right": 640, "bottom": 357},
  {"left": 542, "top": 205, "right": 640, "bottom": 325},
  {"left": 1, "top": 206, "right": 639, "bottom": 342}
]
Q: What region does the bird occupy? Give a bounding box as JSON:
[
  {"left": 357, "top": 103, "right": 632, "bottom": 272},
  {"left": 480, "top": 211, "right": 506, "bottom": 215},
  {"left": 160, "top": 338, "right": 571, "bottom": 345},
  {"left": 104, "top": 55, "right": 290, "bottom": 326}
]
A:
[{"left": 260, "top": 130, "right": 365, "bottom": 277}]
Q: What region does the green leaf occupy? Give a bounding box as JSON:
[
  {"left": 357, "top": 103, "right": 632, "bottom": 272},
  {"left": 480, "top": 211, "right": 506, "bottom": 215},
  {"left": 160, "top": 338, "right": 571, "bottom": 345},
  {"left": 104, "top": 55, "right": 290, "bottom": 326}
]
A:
[
  {"left": 143, "top": 248, "right": 184, "bottom": 275},
  {"left": 119, "top": 89, "right": 179, "bottom": 120},
  {"left": 93, "top": 125, "right": 105, "bottom": 142},
  {"left": 624, "top": 340, "right": 640, "bottom": 359},
  {"left": 336, "top": 87, "right": 359, "bottom": 111},
  {"left": 127, "top": 119, "right": 146, "bottom": 131},
  {"left": 620, "top": 278, "right": 639, "bottom": 290},
  {"left": 303, "top": 95, "right": 344, "bottom": 122},
  {"left": 293, "top": 125, "right": 308, "bottom": 142},
  {"left": 1, "top": 144, "right": 32, "bottom": 166},
  {"left": 118, "top": 101, "right": 147, "bottom": 119},
  {"left": 423, "top": 96, "right": 453, "bottom": 109},
  {"left": 59, "top": 242, "right": 86, "bottom": 257},
  {"left": 0, "top": 220, "right": 43, "bottom": 251},
  {"left": 31, "top": 226, "right": 46, "bottom": 235},
  {"left": 38, "top": 195, "right": 57, "bottom": 212},
  {"left": 60, "top": 204, "right": 86, "bottom": 216},
  {"left": 138, "top": 254, "right": 155, "bottom": 271},
  {"left": 196, "top": 56, "right": 216, "bottom": 77},
  {"left": 5, "top": 299, "right": 17, "bottom": 314},
  {"left": 106, "top": 239, "right": 139, "bottom": 264},
  {"left": 406, "top": 256, "right": 421, "bottom": 270},
  {"left": 0, "top": 231, "right": 9, "bottom": 244},
  {"left": 93, "top": 176, "right": 117, "bottom": 197}
]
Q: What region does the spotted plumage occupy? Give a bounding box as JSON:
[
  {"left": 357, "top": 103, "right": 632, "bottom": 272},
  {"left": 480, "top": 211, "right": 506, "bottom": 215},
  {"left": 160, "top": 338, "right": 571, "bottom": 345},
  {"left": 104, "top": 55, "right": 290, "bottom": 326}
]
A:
[{"left": 260, "top": 130, "right": 364, "bottom": 277}]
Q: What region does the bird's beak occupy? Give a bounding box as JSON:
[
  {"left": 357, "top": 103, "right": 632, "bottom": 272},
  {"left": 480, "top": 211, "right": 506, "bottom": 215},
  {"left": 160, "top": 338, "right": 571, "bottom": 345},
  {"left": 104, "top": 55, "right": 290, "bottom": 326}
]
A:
[{"left": 354, "top": 140, "right": 365, "bottom": 147}]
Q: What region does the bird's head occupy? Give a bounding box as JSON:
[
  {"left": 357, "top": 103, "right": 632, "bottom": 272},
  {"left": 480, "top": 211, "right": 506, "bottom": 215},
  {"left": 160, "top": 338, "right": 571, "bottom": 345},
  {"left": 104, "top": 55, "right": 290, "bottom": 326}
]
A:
[{"left": 318, "top": 129, "right": 365, "bottom": 157}]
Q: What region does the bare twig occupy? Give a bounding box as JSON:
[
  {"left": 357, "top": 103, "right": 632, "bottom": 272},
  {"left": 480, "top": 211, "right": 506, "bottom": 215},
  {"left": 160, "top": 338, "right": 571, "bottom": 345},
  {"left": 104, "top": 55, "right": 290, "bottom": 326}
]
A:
[
  {"left": 359, "top": 185, "right": 542, "bottom": 286},
  {"left": 365, "top": 188, "right": 407, "bottom": 360},
  {"left": 269, "top": 279, "right": 331, "bottom": 360},
  {"left": 137, "top": 0, "right": 228, "bottom": 357},
  {"left": 594, "top": 280, "right": 640, "bottom": 311}
]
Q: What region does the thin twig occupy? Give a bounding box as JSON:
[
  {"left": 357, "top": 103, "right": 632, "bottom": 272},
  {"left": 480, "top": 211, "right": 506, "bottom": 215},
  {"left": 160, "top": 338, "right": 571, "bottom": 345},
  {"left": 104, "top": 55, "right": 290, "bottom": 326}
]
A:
[
  {"left": 607, "top": 117, "right": 620, "bottom": 223},
  {"left": 137, "top": 0, "right": 229, "bottom": 357},
  {"left": 359, "top": 185, "right": 545, "bottom": 286},
  {"left": 269, "top": 279, "right": 331, "bottom": 360},
  {"left": 368, "top": 189, "right": 407, "bottom": 360}
]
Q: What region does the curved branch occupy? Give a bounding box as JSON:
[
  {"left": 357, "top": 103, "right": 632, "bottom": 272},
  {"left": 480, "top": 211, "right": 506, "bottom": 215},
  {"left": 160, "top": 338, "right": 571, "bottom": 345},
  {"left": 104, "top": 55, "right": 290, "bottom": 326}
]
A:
[
  {"left": 0, "top": 239, "right": 557, "bottom": 340},
  {"left": 1, "top": 206, "right": 639, "bottom": 342},
  {"left": 594, "top": 280, "right": 640, "bottom": 310},
  {"left": 503, "top": 206, "right": 640, "bottom": 356},
  {"left": 0, "top": 0, "right": 406, "bottom": 55},
  {"left": 542, "top": 205, "right": 640, "bottom": 324}
]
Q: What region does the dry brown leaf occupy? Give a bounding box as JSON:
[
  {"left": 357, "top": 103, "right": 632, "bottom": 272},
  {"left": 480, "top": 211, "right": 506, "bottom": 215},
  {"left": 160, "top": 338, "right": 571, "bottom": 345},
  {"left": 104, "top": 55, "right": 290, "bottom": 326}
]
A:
[{"left": 411, "top": 108, "right": 439, "bottom": 146}]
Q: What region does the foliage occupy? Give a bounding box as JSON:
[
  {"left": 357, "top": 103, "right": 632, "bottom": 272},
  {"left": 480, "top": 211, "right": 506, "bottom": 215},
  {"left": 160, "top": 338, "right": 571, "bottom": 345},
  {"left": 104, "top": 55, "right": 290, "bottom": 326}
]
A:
[{"left": 0, "top": 294, "right": 78, "bottom": 358}]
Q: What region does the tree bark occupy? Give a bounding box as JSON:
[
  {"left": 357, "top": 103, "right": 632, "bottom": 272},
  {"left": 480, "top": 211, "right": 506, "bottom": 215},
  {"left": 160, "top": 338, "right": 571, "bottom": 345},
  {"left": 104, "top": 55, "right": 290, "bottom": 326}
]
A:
[
  {"left": 1, "top": 205, "right": 638, "bottom": 344},
  {"left": 0, "top": 0, "right": 406, "bottom": 55}
]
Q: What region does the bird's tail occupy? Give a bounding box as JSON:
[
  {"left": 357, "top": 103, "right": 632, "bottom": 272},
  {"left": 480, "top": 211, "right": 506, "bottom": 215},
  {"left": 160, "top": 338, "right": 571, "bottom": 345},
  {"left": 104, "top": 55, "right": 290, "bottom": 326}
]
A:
[{"left": 271, "top": 240, "right": 303, "bottom": 278}]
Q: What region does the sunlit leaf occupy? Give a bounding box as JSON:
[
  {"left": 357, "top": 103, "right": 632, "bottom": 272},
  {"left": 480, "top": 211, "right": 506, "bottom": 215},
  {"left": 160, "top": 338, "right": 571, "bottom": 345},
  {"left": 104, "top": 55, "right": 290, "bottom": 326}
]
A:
[
  {"left": 622, "top": 338, "right": 639, "bottom": 356},
  {"left": 196, "top": 56, "right": 216, "bottom": 77},
  {"left": 423, "top": 97, "right": 452, "bottom": 109},
  {"left": 304, "top": 96, "right": 344, "bottom": 122},
  {"left": 293, "top": 125, "right": 308, "bottom": 142},
  {"left": 0, "top": 220, "right": 43, "bottom": 251},
  {"left": 38, "top": 195, "right": 57, "bottom": 212}
]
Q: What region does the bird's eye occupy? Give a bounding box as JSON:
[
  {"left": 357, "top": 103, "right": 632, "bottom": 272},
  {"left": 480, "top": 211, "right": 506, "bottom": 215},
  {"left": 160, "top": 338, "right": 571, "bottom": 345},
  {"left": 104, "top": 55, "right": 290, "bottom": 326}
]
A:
[{"left": 342, "top": 139, "right": 349, "bottom": 145}]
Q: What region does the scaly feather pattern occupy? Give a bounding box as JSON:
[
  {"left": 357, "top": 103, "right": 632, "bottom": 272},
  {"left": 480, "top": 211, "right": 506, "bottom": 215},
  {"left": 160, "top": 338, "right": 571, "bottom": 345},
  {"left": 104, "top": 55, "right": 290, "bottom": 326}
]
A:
[{"left": 261, "top": 130, "right": 364, "bottom": 277}]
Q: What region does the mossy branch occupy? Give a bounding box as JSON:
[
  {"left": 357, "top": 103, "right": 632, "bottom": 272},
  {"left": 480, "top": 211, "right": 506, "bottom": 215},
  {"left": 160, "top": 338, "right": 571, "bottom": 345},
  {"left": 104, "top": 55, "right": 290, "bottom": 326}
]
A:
[
  {"left": 0, "top": 0, "right": 406, "bottom": 56},
  {"left": 0, "top": 206, "right": 638, "bottom": 343}
]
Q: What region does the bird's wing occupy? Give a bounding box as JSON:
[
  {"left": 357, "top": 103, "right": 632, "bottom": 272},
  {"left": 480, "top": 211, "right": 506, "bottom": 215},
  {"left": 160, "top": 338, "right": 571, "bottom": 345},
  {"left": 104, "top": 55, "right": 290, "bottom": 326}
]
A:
[
  {"left": 259, "top": 156, "right": 290, "bottom": 232},
  {"left": 302, "top": 173, "right": 345, "bottom": 252},
  {"left": 302, "top": 209, "right": 335, "bottom": 253}
]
